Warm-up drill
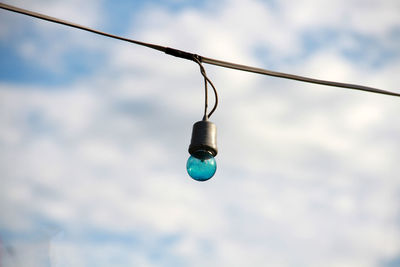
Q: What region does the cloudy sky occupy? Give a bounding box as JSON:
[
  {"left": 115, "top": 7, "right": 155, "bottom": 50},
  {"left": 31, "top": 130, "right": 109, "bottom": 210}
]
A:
[{"left": 1, "top": 0, "right": 400, "bottom": 266}]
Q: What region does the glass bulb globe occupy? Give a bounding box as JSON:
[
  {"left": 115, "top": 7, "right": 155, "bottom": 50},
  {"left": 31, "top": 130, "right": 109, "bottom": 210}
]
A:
[{"left": 186, "top": 150, "right": 217, "bottom": 181}]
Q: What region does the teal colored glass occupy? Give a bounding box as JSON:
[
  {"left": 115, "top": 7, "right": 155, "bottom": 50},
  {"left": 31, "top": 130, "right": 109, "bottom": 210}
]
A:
[{"left": 186, "top": 150, "right": 217, "bottom": 181}]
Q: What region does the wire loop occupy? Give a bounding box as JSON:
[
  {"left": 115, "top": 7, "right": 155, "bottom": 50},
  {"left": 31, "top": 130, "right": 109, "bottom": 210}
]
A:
[{"left": 193, "top": 56, "right": 218, "bottom": 120}]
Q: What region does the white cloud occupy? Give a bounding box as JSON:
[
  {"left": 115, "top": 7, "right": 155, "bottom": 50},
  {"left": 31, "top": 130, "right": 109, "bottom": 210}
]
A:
[
  {"left": 1, "top": 0, "right": 400, "bottom": 266},
  {"left": 2, "top": 0, "right": 102, "bottom": 26}
]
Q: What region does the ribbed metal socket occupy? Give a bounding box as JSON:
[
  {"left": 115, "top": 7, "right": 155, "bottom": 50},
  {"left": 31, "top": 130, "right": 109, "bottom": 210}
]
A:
[{"left": 188, "top": 120, "right": 218, "bottom": 157}]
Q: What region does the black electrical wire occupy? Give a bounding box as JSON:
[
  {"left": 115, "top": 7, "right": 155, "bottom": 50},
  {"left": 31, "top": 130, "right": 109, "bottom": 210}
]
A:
[
  {"left": 1, "top": 2, "right": 400, "bottom": 98},
  {"left": 200, "top": 56, "right": 400, "bottom": 97},
  {"left": 193, "top": 56, "right": 218, "bottom": 119},
  {"left": 0, "top": 3, "right": 166, "bottom": 53}
]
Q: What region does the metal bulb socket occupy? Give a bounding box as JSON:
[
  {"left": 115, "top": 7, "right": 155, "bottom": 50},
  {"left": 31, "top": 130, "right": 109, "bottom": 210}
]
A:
[{"left": 188, "top": 120, "right": 218, "bottom": 157}]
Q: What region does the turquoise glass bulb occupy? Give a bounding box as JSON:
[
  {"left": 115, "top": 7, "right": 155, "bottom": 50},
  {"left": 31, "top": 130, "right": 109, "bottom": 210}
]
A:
[{"left": 186, "top": 150, "right": 217, "bottom": 181}]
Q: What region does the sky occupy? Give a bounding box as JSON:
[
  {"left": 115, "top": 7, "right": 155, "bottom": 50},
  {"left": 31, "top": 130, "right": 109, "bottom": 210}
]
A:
[{"left": 0, "top": 0, "right": 400, "bottom": 266}]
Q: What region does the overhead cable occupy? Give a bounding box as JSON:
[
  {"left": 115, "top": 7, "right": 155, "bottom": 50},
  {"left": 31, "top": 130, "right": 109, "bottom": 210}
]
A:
[{"left": 1, "top": 2, "right": 399, "bottom": 98}]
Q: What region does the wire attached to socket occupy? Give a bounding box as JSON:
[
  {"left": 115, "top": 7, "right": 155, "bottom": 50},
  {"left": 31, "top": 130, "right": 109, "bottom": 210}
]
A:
[{"left": 193, "top": 55, "right": 218, "bottom": 120}]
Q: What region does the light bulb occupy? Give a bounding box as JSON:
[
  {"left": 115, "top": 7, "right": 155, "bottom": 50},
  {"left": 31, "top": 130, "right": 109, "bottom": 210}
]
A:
[
  {"left": 186, "top": 150, "right": 216, "bottom": 181},
  {"left": 187, "top": 120, "right": 218, "bottom": 181}
]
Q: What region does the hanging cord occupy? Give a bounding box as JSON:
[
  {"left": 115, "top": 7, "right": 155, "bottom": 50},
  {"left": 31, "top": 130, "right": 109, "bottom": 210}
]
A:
[
  {"left": 193, "top": 56, "right": 219, "bottom": 120},
  {"left": 1, "top": 2, "right": 400, "bottom": 98}
]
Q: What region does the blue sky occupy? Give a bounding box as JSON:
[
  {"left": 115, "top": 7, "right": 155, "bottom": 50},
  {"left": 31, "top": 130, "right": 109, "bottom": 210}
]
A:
[{"left": 1, "top": 0, "right": 400, "bottom": 266}]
